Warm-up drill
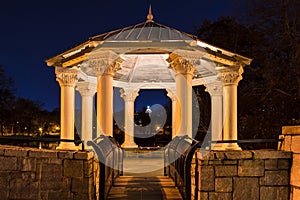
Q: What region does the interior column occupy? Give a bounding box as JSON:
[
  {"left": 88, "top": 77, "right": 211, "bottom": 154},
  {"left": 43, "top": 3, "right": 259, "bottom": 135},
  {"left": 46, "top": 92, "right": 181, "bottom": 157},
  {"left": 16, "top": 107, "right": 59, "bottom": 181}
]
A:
[
  {"left": 76, "top": 81, "right": 96, "bottom": 150},
  {"left": 217, "top": 65, "right": 244, "bottom": 150},
  {"left": 205, "top": 82, "right": 225, "bottom": 150},
  {"left": 91, "top": 54, "right": 123, "bottom": 137},
  {"left": 168, "top": 54, "right": 195, "bottom": 138},
  {"left": 120, "top": 88, "right": 139, "bottom": 148},
  {"left": 55, "top": 67, "right": 79, "bottom": 150},
  {"left": 167, "top": 89, "right": 176, "bottom": 138}
]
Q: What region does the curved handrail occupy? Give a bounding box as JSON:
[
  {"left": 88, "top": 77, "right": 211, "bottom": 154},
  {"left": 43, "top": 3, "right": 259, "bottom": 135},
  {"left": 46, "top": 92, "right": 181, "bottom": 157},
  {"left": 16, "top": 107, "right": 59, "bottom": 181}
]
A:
[{"left": 164, "top": 135, "right": 200, "bottom": 200}]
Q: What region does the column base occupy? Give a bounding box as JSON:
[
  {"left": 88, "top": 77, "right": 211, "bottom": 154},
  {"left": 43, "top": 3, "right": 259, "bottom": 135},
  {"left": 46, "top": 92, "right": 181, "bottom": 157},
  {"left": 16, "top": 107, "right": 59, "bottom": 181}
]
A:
[
  {"left": 224, "top": 143, "right": 242, "bottom": 151},
  {"left": 121, "top": 143, "right": 138, "bottom": 149},
  {"left": 211, "top": 143, "right": 226, "bottom": 151},
  {"left": 56, "top": 142, "right": 80, "bottom": 151}
]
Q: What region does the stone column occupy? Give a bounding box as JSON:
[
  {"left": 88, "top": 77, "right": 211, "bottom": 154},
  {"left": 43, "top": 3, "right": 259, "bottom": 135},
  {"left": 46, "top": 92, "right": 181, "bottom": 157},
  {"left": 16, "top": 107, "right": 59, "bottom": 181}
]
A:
[
  {"left": 76, "top": 81, "right": 96, "bottom": 150},
  {"left": 166, "top": 89, "right": 176, "bottom": 138},
  {"left": 90, "top": 52, "right": 123, "bottom": 137},
  {"left": 168, "top": 54, "right": 195, "bottom": 138},
  {"left": 217, "top": 65, "right": 244, "bottom": 150},
  {"left": 120, "top": 88, "right": 139, "bottom": 148},
  {"left": 205, "top": 82, "right": 225, "bottom": 150},
  {"left": 55, "top": 67, "right": 79, "bottom": 150}
]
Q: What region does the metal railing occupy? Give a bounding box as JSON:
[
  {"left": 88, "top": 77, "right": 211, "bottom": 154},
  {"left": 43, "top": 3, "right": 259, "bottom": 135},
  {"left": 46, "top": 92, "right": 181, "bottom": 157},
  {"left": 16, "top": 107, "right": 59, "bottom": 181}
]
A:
[
  {"left": 207, "top": 138, "right": 284, "bottom": 150},
  {"left": 87, "top": 135, "right": 123, "bottom": 200},
  {"left": 164, "top": 135, "right": 200, "bottom": 200},
  {"left": 0, "top": 135, "right": 84, "bottom": 150}
]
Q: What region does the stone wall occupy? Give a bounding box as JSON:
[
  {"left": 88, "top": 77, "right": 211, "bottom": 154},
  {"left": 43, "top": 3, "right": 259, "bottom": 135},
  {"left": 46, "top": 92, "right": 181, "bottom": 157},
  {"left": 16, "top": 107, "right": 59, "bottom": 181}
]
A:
[
  {"left": 191, "top": 150, "right": 291, "bottom": 200},
  {"left": 0, "top": 145, "right": 99, "bottom": 200},
  {"left": 279, "top": 126, "right": 300, "bottom": 200}
]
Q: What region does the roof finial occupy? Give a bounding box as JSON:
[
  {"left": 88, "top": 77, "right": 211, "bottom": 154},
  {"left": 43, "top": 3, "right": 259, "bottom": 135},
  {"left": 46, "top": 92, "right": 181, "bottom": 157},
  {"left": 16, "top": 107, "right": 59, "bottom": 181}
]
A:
[{"left": 146, "top": 4, "right": 154, "bottom": 22}]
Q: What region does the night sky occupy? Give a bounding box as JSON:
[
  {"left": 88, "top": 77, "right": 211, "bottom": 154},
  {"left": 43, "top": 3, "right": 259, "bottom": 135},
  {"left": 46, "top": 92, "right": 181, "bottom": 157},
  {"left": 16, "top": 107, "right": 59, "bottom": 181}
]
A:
[{"left": 0, "top": 0, "right": 235, "bottom": 111}]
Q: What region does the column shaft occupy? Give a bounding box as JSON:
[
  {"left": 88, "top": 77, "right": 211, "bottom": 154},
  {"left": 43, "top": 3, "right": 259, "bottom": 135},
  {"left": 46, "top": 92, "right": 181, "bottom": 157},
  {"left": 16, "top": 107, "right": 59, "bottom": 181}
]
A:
[
  {"left": 123, "top": 100, "right": 137, "bottom": 147},
  {"left": 217, "top": 65, "right": 243, "bottom": 150},
  {"left": 60, "top": 86, "right": 75, "bottom": 145},
  {"left": 206, "top": 83, "right": 225, "bottom": 150},
  {"left": 82, "top": 95, "right": 94, "bottom": 149},
  {"left": 171, "top": 99, "right": 176, "bottom": 138},
  {"left": 77, "top": 81, "right": 96, "bottom": 150},
  {"left": 97, "top": 75, "right": 113, "bottom": 136},
  {"left": 211, "top": 95, "right": 225, "bottom": 150},
  {"left": 120, "top": 88, "right": 138, "bottom": 148},
  {"left": 223, "top": 85, "right": 241, "bottom": 150},
  {"left": 56, "top": 67, "right": 79, "bottom": 150},
  {"left": 175, "top": 73, "right": 193, "bottom": 138}
]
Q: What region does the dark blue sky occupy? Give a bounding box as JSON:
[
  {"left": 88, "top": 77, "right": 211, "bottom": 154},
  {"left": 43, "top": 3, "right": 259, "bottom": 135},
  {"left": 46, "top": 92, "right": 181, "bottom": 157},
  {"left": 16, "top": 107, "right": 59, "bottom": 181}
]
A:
[{"left": 0, "top": 0, "right": 235, "bottom": 110}]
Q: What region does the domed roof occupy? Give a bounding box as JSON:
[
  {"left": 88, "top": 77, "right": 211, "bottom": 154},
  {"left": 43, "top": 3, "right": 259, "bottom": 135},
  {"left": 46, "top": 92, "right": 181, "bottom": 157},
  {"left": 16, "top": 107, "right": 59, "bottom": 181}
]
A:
[
  {"left": 89, "top": 6, "right": 197, "bottom": 42},
  {"left": 46, "top": 6, "right": 252, "bottom": 88},
  {"left": 90, "top": 21, "right": 196, "bottom": 42}
]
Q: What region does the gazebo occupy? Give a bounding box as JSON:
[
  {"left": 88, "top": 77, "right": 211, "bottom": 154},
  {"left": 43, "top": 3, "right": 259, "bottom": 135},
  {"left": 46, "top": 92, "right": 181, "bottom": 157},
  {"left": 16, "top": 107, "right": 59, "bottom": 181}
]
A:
[{"left": 46, "top": 7, "right": 252, "bottom": 151}]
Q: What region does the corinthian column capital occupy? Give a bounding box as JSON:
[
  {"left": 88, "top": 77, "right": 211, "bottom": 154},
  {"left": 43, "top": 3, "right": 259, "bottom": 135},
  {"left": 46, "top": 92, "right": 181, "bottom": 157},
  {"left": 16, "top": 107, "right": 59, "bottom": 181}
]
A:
[
  {"left": 55, "top": 67, "right": 79, "bottom": 87},
  {"left": 167, "top": 53, "right": 195, "bottom": 75},
  {"left": 166, "top": 88, "right": 176, "bottom": 101},
  {"left": 217, "top": 65, "right": 244, "bottom": 86},
  {"left": 205, "top": 82, "right": 223, "bottom": 96},
  {"left": 76, "top": 81, "right": 96, "bottom": 96},
  {"left": 120, "top": 88, "right": 139, "bottom": 102},
  {"left": 87, "top": 50, "right": 123, "bottom": 77}
]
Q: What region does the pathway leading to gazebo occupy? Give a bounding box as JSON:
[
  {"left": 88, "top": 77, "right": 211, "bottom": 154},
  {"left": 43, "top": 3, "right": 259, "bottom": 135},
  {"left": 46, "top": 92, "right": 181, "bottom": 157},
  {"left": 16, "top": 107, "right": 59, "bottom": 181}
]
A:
[
  {"left": 107, "top": 176, "right": 182, "bottom": 200},
  {"left": 107, "top": 149, "right": 182, "bottom": 200}
]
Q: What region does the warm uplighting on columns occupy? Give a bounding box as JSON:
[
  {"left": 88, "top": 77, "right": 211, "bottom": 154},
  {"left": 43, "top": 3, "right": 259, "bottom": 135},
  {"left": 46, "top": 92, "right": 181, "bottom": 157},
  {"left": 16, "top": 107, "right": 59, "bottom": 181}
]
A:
[
  {"left": 120, "top": 88, "right": 139, "bottom": 148},
  {"left": 166, "top": 88, "right": 176, "bottom": 138},
  {"left": 91, "top": 51, "right": 123, "bottom": 137},
  {"left": 217, "top": 65, "right": 244, "bottom": 150},
  {"left": 76, "top": 81, "right": 96, "bottom": 150},
  {"left": 205, "top": 82, "right": 225, "bottom": 150},
  {"left": 168, "top": 53, "right": 195, "bottom": 138},
  {"left": 55, "top": 67, "right": 79, "bottom": 150}
]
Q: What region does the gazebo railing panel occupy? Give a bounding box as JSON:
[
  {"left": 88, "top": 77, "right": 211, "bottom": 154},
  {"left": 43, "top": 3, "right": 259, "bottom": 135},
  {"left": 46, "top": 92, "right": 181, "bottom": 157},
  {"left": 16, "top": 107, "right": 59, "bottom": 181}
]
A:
[
  {"left": 87, "top": 135, "right": 123, "bottom": 200},
  {"left": 164, "top": 135, "right": 200, "bottom": 200}
]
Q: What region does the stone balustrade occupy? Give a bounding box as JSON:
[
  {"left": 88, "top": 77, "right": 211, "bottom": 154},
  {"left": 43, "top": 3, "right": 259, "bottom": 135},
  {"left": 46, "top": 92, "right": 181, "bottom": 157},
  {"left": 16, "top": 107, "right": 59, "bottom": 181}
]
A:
[
  {"left": 0, "top": 145, "right": 99, "bottom": 200},
  {"left": 191, "top": 150, "right": 291, "bottom": 200}
]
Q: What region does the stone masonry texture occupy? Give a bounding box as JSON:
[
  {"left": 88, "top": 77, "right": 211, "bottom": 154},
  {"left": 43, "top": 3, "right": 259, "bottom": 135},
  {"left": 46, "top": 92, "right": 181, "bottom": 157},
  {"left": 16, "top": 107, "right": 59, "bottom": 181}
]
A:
[
  {"left": 192, "top": 150, "right": 291, "bottom": 200},
  {"left": 0, "top": 145, "right": 99, "bottom": 200},
  {"left": 280, "top": 126, "right": 300, "bottom": 200}
]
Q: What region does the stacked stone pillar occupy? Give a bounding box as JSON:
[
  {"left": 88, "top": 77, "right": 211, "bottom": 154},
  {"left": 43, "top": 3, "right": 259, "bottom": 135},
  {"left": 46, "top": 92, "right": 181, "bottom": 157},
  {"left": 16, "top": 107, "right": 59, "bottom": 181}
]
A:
[
  {"left": 278, "top": 125, "right": 300, "bottom": 199},
  {"left": 192, "top": 150, "right": 291, "bottom": 200}
]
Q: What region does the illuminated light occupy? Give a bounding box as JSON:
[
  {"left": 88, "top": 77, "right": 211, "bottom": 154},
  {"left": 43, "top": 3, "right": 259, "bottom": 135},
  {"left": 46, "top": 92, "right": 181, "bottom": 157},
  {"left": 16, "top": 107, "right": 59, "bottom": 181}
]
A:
[{"left": 62, "top": 54, "right": 87, "bottom": 68}]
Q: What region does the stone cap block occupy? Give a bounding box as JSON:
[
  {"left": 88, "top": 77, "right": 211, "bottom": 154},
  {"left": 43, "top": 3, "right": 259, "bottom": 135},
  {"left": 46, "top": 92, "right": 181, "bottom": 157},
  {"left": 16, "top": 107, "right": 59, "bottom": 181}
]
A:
[
  {"left": 282, "top": 126, "right": 300, "bottom": 135},
  {"left": 196, "top": 150, "right": 291, "bottom": 161},
  {"left": 253, "top": 150, "right": 291, "bottom": 159},
  {"left": 74, "top": 151, "right": 94, "bottom": 160}
]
